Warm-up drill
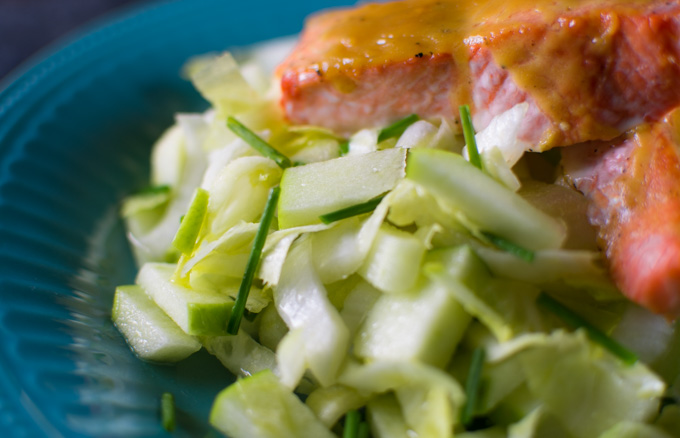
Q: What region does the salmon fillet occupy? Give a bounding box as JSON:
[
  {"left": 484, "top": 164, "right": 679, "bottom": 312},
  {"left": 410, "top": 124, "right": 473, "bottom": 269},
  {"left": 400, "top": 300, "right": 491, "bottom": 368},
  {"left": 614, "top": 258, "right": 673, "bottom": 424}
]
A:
[
  {"left": 277, "top": 0, "right": 680, "bottom": 318},
  {"left": 278, "top": 0, "right": 680, "bottom": 149},
  {"left": 562, "top": 111, "right": 680, "bottom": 319},
  {"left": 277, "top": 2, "right": 460, "bottom": 135}
]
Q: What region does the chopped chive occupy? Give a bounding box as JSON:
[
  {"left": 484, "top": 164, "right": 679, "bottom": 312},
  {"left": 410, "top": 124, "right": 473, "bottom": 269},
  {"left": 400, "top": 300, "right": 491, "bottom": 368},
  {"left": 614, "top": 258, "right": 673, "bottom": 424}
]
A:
[
  {"left": 482, "top": 232, "right": 535, "bottom": 262},
  {"left": 160, "top": 392, "right": 176, "bottom": 432},
  {"left": 319, "top": 194, "right": 386, "bottom": 224},
  {"left": 357, "top": 422, "right": 370, "bottom": 438},
  {"left": 537, "top": 292, "right": 638, "bottom": 365},
  {"left": 339, "top": 140, "right": 350, "bottom": 156},
  {"left": 227, "top": 186, "right": 280, "bottom": 335},
  {"left": 461, "top": 347, "right": 485, "bottom": 427},
  {"left": 377, "top": 114, "right": 419, "bottom": 143},
  {"left": 136, "top": 184, "right": 171, "bottom": 196},
  {"left": 459, "top": 105, "right": 482, "bottom": 169},
  {"left": 343, "top": 410, "right": 361, "bottom": 438},
  {"left": 171, "top": 188, "right": 209, "bottom": 255},
  {"left": 227, "top": 116, "right": 292, "bottom": 169}
]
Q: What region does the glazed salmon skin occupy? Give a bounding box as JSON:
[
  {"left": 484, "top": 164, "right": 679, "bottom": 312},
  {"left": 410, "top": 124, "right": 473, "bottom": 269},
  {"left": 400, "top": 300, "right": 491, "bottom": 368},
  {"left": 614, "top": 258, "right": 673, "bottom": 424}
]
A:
[
  {"left": 277, "top": 0, "right": 680, "bottom": 150},
  {"left": 562, "top": 111, "right": 680, "bottom": 320}
]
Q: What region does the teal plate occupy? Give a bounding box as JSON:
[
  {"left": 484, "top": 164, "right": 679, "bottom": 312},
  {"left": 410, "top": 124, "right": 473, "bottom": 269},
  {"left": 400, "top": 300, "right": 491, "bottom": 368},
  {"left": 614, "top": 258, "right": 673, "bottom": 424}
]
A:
[{"left": 0, "top": 1, "right": 351, "bottom": 436}]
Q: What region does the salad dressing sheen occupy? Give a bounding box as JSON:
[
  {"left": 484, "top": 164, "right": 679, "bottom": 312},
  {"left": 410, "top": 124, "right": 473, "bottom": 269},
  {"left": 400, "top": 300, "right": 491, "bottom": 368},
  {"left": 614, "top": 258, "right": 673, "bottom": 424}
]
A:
[{"left": 302, "top": 0, "right": 657, "bottom": 147}]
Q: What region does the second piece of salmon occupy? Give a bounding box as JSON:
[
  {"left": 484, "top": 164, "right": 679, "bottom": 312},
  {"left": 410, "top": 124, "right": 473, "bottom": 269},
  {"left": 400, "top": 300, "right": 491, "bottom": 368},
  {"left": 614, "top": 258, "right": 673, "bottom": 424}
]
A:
[{"left": 562, "top": 110, "right": 680, "bottom": 319}]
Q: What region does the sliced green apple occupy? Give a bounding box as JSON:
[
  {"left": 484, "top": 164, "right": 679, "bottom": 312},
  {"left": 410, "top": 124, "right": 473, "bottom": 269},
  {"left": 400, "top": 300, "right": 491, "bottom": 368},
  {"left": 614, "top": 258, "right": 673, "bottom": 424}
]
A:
[
  {"left": 406, "top": 148, "right": 565, "bottom": 251},
  {"left": 171, "top": 187, "right": 209, "bottom": 254},
  {"left": 354, "top": 277, "right": 470, "bottom": 368},
  {"left": 136, "top": 263, "right": 234, "bottom": 336},
  {"left": 278, "top": 148, "right": 406, "bottom": 228},
  {"left": 357, "top": 223, "right": 426, "bottom": 294},
  {"left": 366, "top": 393, "right": 410, "bottom": 438},
  {"left": 305, "top": 384, "right": 366, "bottom": 428},
  {"left": 209, "top": 369, "right": 335, "bottom": 438},
  {"left": 112, "top": 285, "right": 201, "bottom": 362},
  {"left": 203, "top": 331, "right": 277, "bottom": 378}
]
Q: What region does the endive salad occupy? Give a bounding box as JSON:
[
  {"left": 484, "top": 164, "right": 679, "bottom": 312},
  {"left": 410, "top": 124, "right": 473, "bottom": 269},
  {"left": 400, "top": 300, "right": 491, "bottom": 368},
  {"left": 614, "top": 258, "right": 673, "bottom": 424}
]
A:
[{"left": 112, "top": 39, "right": 680, "bottom": 438}]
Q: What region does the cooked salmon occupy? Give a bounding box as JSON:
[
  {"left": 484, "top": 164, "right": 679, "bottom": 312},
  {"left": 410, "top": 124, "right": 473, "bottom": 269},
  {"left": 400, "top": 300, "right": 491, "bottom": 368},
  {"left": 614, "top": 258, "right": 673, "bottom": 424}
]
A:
[
  {"left": 277, "top": 0, "right": 680, "bottom": 319},
  {"left": 562, "top": 111, "right": 680, "bottom": 319},
  {"left": 278, "top": 0, "right": 680, "bottom": 149}
]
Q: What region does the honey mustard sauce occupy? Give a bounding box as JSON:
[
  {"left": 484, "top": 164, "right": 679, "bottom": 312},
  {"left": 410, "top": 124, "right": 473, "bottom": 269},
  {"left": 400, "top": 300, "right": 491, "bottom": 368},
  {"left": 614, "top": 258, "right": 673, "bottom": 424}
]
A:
[{"left": 302, "top": 0, "right": 668, "bottom": 148}]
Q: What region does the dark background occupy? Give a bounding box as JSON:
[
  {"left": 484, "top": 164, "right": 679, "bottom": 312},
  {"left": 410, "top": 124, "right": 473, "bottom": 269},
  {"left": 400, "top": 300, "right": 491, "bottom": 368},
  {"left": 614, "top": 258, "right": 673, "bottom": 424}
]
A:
[{"left": 0, "top": 0, "right": 150, "bottom": 82}]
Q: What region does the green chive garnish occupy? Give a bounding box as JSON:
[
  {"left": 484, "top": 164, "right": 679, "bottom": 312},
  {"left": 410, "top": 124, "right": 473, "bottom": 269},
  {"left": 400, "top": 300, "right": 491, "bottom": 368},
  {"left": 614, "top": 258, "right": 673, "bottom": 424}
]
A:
[
  {"left": 161, "top": 392, "right": 176, "bottom": 432},
  {"left": 136, "top": 184, "right": 171, "bottom": 196},
  {"left": 459, "top": 105, "right": 482, "bottom": 169},
  {"left": 461, "top": 347, "right": 485, "bottom": 427},
  {"left": 343, "top": 410, "right": 361, "bottom": 438},
  {"left": 482, "top": 232, "right": 535, "bottom": 262},
  {"left": 227, "top": 185, "right": 280, "bottom": 335},
  {"left": 357, "top": 422, "right": 370, "bottom": 438},
  {"left": 377, "top": 114, "right": 419, "bottom": 143},
  {"left": 319, "top": 194, "right": 386, "bottom": 224},
  {"left": 171, "top": 187, "right": 209, "bottom": 255},
  {"left": 339, "top": 140, "right": 350, "bottom": 156},
  {"left": 537, "top": 292, "right": 638, "bottom": 365},
  {"left": 227, "top": 117, "right": 292, "bottom": 169}
]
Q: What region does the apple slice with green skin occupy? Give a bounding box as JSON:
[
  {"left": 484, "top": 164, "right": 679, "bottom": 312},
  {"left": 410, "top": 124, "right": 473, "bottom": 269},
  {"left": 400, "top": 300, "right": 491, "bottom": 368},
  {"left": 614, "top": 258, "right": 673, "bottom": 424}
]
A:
[
  {"left": 406, "top": 148, "right": 566, "bottom": 251},
  {"left": 367, "top": 394, "right": 410, "bottom": 438},
  {"left": 278, "top": 148, "right": 406, "bottom": 229},
  {"left": 112, "top": 285, "right": 201, "bottom": 362},
  {"left": 355, "top": 243, "right": 495, "bottom": 368},
  {"left": 357, "top": 223, "right": 426, "bottom": 294},
  {"left": 136, "top": 263, "right": 234, "bottom": 336},
  {"left": 172, "top": 187, "right": 209, "bottom": 255},
  {"left": 203, "top": 331, "right": 278, "bottom": 378},
  {"left": 305, "top": 384, "right": 366, "bottom": 428},
  {"left": 396, "top": 385, "right": 455, "bottom": 438},
  {"left": 209, "top": 369, "right": 335, "bottom": 438},
  {"left": 354, "top": 277, "right": 471, "bottom": 368}
]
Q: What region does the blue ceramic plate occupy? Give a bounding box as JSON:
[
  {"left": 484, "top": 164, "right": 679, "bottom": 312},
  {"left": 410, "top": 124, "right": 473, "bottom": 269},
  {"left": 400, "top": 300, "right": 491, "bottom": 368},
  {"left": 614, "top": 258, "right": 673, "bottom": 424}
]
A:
[{"left": 0, "top": 1, "right": 351, "bottom": 436}]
